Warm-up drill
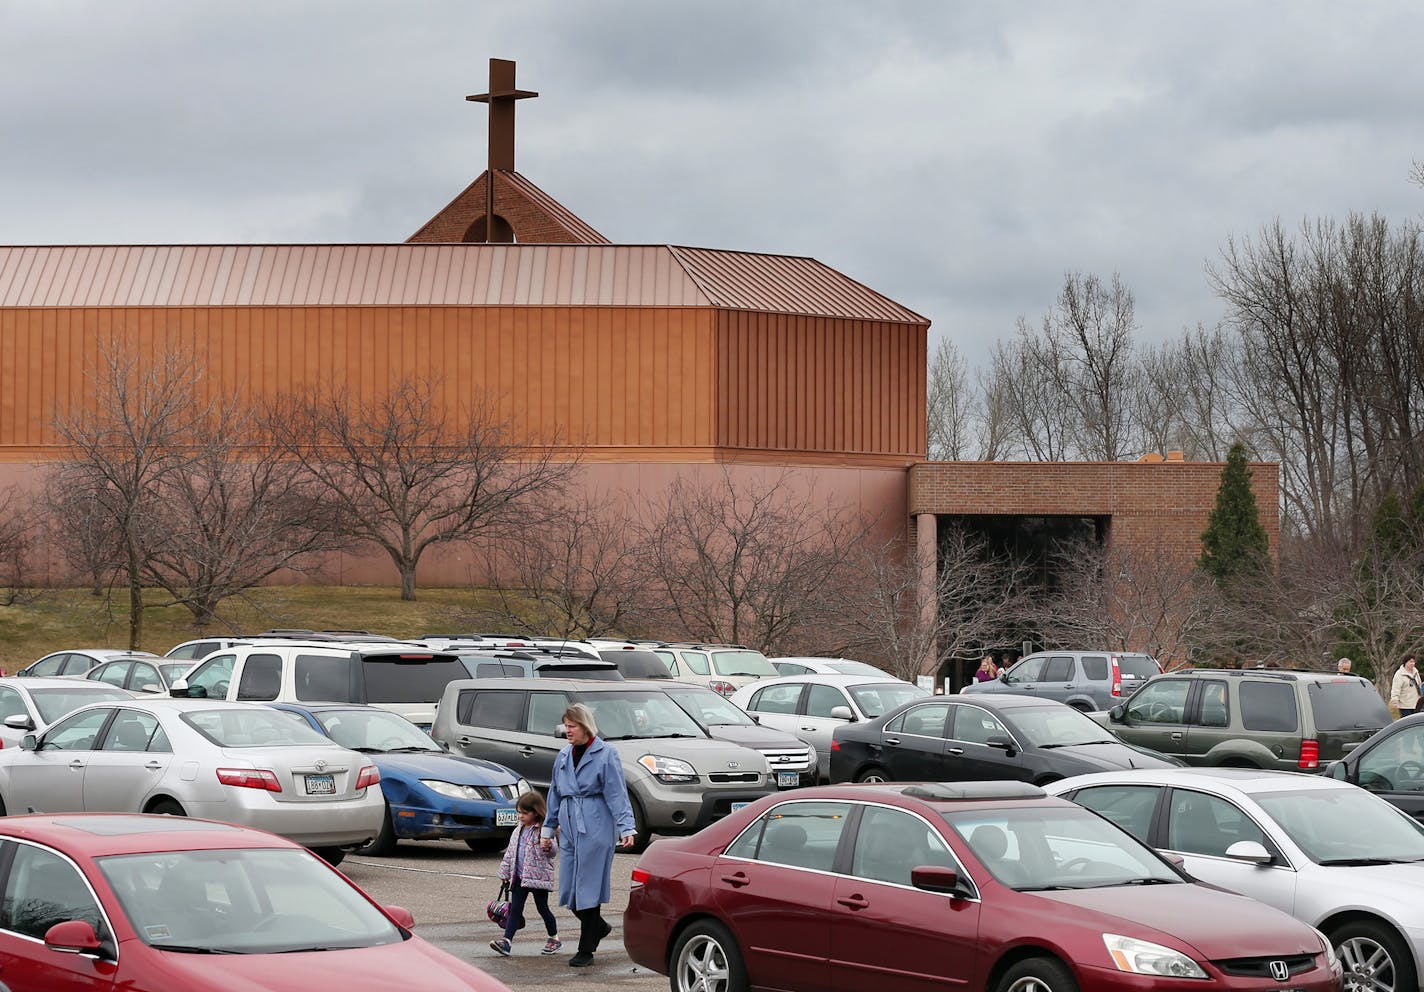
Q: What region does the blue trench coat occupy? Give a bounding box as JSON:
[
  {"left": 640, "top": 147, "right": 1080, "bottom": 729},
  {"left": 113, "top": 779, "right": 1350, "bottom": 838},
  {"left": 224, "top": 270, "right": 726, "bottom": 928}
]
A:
[{"left": 540, "top": 737, "right": 636, "bottom": 911}]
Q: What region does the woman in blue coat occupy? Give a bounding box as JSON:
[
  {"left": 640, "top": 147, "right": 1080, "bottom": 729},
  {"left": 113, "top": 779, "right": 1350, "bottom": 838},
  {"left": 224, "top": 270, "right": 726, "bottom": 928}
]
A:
[{"left": 539, "top": 702, "right": 637, "bottom": 968}]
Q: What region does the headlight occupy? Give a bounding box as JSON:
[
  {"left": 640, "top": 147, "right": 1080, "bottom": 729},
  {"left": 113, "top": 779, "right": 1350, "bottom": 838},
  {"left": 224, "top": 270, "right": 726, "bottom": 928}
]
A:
[
  {"left": 638, "top": 754, "right": 699, "bottom": 783},
  {"left": 1103, "top": 934, "right": 1207, "bottom": 979},
  {"left": 421, "top": 779, "right": 482, "bottom": 800},
  {"left": 1313, "top": 927, "right": 1338, "bottom": 969},
  {"left": 515, "top": 778, "right": 532, "bottom": 797}
]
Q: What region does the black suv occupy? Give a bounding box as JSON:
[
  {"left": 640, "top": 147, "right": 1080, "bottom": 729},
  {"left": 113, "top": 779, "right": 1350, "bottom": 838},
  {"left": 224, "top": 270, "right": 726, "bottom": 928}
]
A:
[{"left": 1093, "top": 668, "right": 1391, "bottom": 771}]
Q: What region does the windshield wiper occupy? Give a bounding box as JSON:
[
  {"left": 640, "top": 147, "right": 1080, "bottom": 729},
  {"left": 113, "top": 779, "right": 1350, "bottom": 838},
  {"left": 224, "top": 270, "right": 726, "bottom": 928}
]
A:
[
  {"left": 386, "top": 746, "right": 438, "bottom": 753},
  {"left": 1016, "top": 884, "right": 1086, "bottom": 891},
  {"left": 158, "top": 944, "right": 242, "bottom": 954},
  {"left": 1110, "top": 877, "right": 1177, "bottom": 886},
  {"left": 1318, "top": 856, "right": 1424, "bottom": 866},
  {"left": 277, "top": 946, "right": 337, "bottom": 953}
]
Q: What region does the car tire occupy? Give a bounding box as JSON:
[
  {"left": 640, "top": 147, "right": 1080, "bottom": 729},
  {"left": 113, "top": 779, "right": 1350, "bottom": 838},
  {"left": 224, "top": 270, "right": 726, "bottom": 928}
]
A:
[
  {"left": 313, "top": 847, "right": 346, "bottom": 867},
  {"left": 627, "top": 795, "right": 650, "bottom": 853},
  {"left": 1332, "top": 919, "right": 1416, "bottom": 992},
  {"left": 358, "top": 802, "right": 397, "bottom": 856},
  {"left": 0, "top": 794, "right": 7, "bottom": 817},
  {"left": 670, "top": 919, "right": 748, "bottom": 992},
  {"left": 148, "top": 799, "right": 186, "bottom": 817},
  {"left": 854, "top": 766, "right": 891, "bottom": 784},
  {"left": 998, "top": 955, "right": 1079, "bottom": 992}
]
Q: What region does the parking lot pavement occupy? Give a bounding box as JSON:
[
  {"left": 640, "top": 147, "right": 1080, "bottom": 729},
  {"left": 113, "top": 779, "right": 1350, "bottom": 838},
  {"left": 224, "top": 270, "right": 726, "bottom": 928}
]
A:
[{"left": 338, "top": 839, "right": 664, "bottom": 992}]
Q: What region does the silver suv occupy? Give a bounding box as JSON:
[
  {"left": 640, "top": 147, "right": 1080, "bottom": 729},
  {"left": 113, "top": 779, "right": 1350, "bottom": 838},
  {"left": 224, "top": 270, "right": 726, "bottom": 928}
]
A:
[
  {"left": 430, "top": 678, "right": 775, "bottom": 845},
  {"left": 960, "top": 650, "right": 1160, "bottom": 711}
]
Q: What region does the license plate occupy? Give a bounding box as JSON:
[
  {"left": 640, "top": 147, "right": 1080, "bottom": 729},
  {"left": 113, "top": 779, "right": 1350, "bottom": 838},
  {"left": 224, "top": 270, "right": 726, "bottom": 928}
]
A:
[
  {"left": 496, "top": 807, "right": 518, "bottom": 826},
  {"left": 730, "top": 801, "right": 751, "bottom": 813},
  {"left": 304, "top": 774, "right": 335, "bottom": 796},
  {"left": 777, "top": 771, "right": 800, "bottom": 788}
]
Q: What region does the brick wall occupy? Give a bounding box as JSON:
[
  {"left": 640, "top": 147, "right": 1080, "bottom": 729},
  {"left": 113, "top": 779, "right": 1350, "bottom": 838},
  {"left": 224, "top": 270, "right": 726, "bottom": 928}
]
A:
[{"left": 407, "top": 173, "right": 590, "bottom": 244}]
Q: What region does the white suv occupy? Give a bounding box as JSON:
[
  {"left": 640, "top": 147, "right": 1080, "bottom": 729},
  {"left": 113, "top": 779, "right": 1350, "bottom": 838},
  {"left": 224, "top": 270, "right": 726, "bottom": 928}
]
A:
[
  {"left": 643, "top": 642, "right": 781, "bottom": 697},
  {"left": 172, "top": 640, "right": 469, "bottom": 728}
]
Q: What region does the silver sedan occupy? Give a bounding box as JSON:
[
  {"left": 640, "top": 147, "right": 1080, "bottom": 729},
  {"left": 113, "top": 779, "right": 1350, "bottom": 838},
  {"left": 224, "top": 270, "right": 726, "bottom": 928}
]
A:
[
  {"left": 0, "top": 697, "right": 384, "bottom": 865},
  {"left": 1049, "top": 768, "right": 1424, "bottom": 992},
  {"left": 0, "top": 676, "right": 136, "bottom": 748}
]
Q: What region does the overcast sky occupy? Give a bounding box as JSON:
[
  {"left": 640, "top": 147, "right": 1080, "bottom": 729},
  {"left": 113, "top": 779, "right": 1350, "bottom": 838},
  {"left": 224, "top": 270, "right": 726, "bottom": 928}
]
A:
[{"left": 3, "top": 1, "right": 1422, "bottom": 367}]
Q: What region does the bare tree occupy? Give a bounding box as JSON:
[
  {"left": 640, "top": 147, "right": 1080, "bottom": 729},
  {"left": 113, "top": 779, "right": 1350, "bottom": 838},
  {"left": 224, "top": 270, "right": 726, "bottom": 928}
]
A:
[
  {"left": 821, "top": 526, "right": 1032, "bottom": 682},
  {"left": 926, "top": 338, "right": 974, "bottom": 460},
  {"left": 48, "top": 485, "right": 123, "bottom": 597},
  {"left": 0, "top": 489, "right": 37, "bottom": 607},
  {"left": 53, "top": 344, "right": 209, "bottom": 648},
  {"left": 630, "top": 469, "right": 874, "bottom": 653},
  {"left": 268, "top": 379, "right": 579, "bottom": 601},
  {"left": 471, "top": 492, "right": 644, "bottom": 638},
  {"left": 138, "top": 398, "right": 347, "bottom": 627},
  {"left": 1055, "top": 272, "right": 1139, "bottom": 461},
  {"left": 986, "top": 322, "right": 1073, "bottom": 461}
]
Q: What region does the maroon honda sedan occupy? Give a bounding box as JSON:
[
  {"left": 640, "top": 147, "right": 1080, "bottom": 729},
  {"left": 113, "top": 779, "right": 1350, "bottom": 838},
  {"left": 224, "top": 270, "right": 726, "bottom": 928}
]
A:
[{"left": 624, "top": 781, "right": 1343, "bottom": 992}]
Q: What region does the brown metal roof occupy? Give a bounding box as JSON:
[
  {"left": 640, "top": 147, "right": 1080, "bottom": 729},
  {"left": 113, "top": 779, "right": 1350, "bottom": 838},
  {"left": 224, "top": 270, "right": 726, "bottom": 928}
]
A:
[{"left": 0, "top": 244, "right": 927, "bottom": 323}]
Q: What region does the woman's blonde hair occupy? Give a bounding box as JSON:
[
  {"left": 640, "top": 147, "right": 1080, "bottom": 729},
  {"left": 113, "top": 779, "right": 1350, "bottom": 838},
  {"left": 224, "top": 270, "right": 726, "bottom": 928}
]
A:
[{"left": 562, "top": 702, "right": 598, "bottom": 738}]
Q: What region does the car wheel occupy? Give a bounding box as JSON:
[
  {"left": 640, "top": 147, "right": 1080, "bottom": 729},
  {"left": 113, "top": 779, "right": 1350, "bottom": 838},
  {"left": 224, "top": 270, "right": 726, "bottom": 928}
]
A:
[
  {"left": 313, "top": 847, "right": 346, "bottom": 867},
  {"left": 670, "top": 919, "right": 747, "bottom": 992},
  {"left": 998, "top": 955, "right": 1079, "bottom": 992},
  {"left": 0, "top": 794, "right": 7, "bottom": 817},
  {"left": 148, "top": 799, "right": 186, "bottom": 817},
  {"left": 1332, "top": 919, "right": 1415, "bottom": 992},
  {"left": 854, "top": 766, "right": 890, "bottom": 784},
  {"left": 358, "top": 802, "right": 397, "bottom": 856}
]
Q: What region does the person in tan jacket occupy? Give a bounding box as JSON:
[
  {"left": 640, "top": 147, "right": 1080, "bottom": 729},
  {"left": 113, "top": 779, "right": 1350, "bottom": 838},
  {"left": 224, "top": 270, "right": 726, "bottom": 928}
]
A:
[{"left": 1390, "top": 654, "right": 1422, "bottom": 716}]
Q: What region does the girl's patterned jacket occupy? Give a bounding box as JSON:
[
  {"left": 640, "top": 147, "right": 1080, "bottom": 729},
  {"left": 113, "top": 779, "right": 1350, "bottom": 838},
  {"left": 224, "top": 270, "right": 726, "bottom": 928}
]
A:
[{"left": 498, "top": 823, "right": 557, "bottom": 890}]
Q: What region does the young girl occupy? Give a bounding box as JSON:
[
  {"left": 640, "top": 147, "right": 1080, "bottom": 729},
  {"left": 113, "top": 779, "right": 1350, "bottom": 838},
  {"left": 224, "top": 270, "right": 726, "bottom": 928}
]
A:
[{"left": 491, "top": 791, "right": 561, "bottom": 956}]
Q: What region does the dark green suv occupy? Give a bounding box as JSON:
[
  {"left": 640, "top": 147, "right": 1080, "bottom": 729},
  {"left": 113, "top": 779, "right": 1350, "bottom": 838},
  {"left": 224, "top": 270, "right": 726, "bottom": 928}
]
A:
[{"left": 1092, "top": 668, "right": 1391, "bottom": 771}]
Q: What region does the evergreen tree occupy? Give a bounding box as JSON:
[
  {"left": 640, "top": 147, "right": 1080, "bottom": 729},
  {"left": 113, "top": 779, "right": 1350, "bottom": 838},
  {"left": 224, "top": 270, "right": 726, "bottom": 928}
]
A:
[{"left": 1199, "top": 442, "right": 1269, "bottom": 584}]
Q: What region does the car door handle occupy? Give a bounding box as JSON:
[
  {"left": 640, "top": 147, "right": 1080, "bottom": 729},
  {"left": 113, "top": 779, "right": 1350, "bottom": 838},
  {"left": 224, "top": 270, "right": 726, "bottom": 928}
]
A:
[
  {"left": 68, "top": 759, "right": 85, "bottom": 770},
  {"left": 720, "top": 872, "right": 750, "bottom": 888},
  {"left": 800, "top": 726, "right": 818, "bottom": 732},
  {"left": 145, "top": 761, "right": 162, "bottom": 770},
  {"left": 457, "top": 737, "right": 474, "bottom": 746},
  {"left": 518, "top": 747, "right": 536, "bottom": 756},
  {"left": 948, "top": 747, "right": 964, "bottom": 755},
  {"left": 1063, "top": 684, "right": 1075, "bottom": 688},
  {"left": 1170, "top": 733, "right": 1183, "bottom": 740},
  {"left": 837, "top": 894, "right": 870, "bottom": 910},
  {"left": 884, "top": 737, "right": 901, "bottom": 746}
]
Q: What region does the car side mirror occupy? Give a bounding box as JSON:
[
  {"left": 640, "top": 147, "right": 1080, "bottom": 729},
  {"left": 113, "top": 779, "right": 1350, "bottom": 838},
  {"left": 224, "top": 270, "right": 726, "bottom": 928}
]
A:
[
  {"left": 985, "top": 735, "right": 1016, "bottom": 756},
  {"left": 1324, "top": 760, "right": 1348, "bottom": 781},
  {"left": 1224, "top": 840, "right": 1273, "bottom": 865},
  {"left": 2, "top": 713, "right": 34, "bottom": 732},
  {"left": 383, "top": 905, "right": 416, "bottom": 930},
  {"left": 21, "top": 734, "right": 38, "bottom": 751},
  {"left": 1162, "top": 852, "right": 1186, "bottom": 870},
  {"left": 1108, "top": 704, "right": 1126, "bottom": 723},
  {"left": 910, "top": 865, "right": 966, "bottom": 896},
  {"left": 44, "top": 919, "right": 104, "bottom": 956},
  {"left": 168, "top": 678, "right": 191, "bottom": 698},
  {"left": 554, "top": 725, "right": 567, "bottom": 739},
  {"left": 830, "top": 705, "right": 854, "bottom": 722}
]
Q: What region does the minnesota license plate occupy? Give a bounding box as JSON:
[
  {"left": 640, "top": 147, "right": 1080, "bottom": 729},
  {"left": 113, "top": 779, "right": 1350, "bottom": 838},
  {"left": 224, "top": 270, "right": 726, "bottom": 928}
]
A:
[
  {"left": 304, "top": 774, "right": 335, "bottom": 795},
  {"left": 777, "top": 771, "right": 800, "bottom": 788},
  {"left": 496, "top": 807, "right": 518, "bottom": 826},
  {"left": 730, "top": 801, "right": 751, "bottom": 813}
]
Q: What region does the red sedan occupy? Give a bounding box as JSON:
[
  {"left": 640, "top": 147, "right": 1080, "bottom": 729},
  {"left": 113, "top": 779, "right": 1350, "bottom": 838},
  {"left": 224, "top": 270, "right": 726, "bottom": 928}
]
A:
[
  {"left": 624, "top": 781, "right": 1344, "bottom": 992},
  {"left": 0, "top": 812, "right": 511, "bottom": 992}
]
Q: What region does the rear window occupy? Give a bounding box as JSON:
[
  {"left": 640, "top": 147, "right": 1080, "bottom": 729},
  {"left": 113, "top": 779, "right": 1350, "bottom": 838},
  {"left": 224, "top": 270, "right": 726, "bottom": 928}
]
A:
[
  {"left": 1117, "top": 656, "right": 1160, "bottom": 680},
  {"left": 1081, "top": 656, "right": 1109, "bottom": 680},
  {"left": 361, "top": 655, "right": 468, "bottom": 704},
  {"left": 1308, "top": 679, "right": 1392, "bottom": 732},
  {"left": 183, "top": 708, "right": 330, "bottom": 748},
  {"left": 473, "top": 662, "right": 528, "bottom": 678},
  {"left": 1239, "top": 680, "right": 1299, "bottom": 732},
  {"left": 598, "top": 650, "right": 673, "bottom": 679}
]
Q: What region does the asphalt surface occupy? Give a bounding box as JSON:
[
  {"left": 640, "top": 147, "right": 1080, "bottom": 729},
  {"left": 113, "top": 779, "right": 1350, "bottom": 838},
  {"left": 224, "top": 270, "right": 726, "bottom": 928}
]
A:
[{"left": 338, "top": 838, "right": 666, "bottom": 992}]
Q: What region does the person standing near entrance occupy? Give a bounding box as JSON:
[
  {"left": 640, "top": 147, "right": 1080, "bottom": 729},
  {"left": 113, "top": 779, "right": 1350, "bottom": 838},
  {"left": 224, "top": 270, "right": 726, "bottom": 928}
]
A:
[
  {"left": 540, "top": 702, "right": 636, "bottom": 968},
  {"left": 1390, "top": 654, "right": 1422, "bottom": 717}
]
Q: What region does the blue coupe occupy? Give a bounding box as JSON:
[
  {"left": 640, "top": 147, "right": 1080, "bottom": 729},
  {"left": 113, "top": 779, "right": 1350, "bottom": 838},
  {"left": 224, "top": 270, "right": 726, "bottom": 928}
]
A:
[{"left": 270, "top": 703, "right": 528, "bottom": 855}]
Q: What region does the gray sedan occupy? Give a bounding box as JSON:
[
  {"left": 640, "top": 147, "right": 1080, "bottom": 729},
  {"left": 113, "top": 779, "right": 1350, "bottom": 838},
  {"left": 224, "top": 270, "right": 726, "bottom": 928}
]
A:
[
  {"left": 0, "top": 697, "right": 384, "bottom": 865},
  {"left": 0, "top": 676, "right": 136, "bottom": 748},
  {"left": 1050, "top": 768, "right": 1424, "bottom": 992}
]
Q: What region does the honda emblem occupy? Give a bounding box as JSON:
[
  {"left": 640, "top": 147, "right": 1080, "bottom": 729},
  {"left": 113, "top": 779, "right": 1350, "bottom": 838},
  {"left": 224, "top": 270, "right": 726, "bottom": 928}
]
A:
[{"left": 1269, "top": 961, "right": 1290, "bottom": 982}]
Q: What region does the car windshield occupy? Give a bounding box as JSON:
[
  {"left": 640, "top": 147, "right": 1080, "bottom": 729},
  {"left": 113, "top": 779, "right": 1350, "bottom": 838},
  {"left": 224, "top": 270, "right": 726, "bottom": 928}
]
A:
[
  {"left": 1255, "top": 787, "right": 1424, "bottom": 863},
  {"left": 183, "top": 709, "right": 333, "bottom": 748},
  {"left": 710, "top": 650, "right": 778, "bottom": 677},
  {"left": 826, "top": 661, "right": 886, "bottom": 677},
  {"left": 580, "top": 691, "right": 707, "bottom": 739},
  {"left": 29, "top": 687, "right": 132, "bottom": 724},
  {"left": 847, "top": 682, "right": 928, "bottom": 718},
  {"left": 314, "top": 709, "right": 439, "bottom": 752},
  {"left": 947, "top": 806, "right": 1182, "bottom": 890},
  {"left": 662, "top": 687, "right": 756, "bottom": 727},
  {"left": 1308, "top": 679, "right": 1393, "bottom": 731},
  {"left": 1007, "top": 705, "right": 1117, "bottom": 747},
  {"left": 99, "top": 848, "right": 404, "bottom": 954}
]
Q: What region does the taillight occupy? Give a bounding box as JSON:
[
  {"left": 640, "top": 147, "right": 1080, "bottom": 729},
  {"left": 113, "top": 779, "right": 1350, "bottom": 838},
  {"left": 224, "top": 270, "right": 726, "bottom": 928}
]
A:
[
  {"left": 1110, "top": 655, "right": 1122, "bottom": 697},
  {"left": 1299, "top": 739, "right": 1320, "bottom": 769},
  {"left": 217, "top": 768, "right": 282, "bottom": 792},
  {"left": 710, "top": 680, "right": 736, "bottom": 696},
  {"left": 630, "top": 867, "right": 651, "bottom": 888},
  {"left": 830, "top": 739, "right": 841, "bottom": 752},
  {"left": 356, "top": 765, "right": 381, "bottom": 790}
]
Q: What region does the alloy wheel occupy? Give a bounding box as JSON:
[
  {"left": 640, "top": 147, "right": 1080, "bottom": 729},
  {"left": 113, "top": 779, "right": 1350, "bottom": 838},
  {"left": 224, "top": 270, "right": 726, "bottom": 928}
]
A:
[{"left": 675, "top": 933, "right": 731, "bottom": 992}]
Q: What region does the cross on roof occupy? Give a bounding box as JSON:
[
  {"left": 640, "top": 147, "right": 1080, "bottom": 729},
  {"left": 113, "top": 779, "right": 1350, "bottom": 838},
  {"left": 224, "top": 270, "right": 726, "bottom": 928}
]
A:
[{"left": 467, "top": 58, "right": 537, "bottom": 173}]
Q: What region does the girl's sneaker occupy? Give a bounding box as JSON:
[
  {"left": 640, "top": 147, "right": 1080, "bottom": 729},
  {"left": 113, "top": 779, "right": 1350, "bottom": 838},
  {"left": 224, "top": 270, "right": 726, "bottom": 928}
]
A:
[
  {"left": 490, "top": 938, "right": 512, "bottom": 956},
  {"left": 542, "top": 937, "right": 563, "bottom": 955}
]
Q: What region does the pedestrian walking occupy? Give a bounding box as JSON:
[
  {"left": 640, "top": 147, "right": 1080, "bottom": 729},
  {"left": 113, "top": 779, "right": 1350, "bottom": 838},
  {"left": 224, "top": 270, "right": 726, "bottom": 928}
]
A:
[
  {"left": 540, "top": 702, "right": 636, "bottom": 968},
  {"left": 489, "top": 791, "right": 561, "bottom": 957},
  {"left": 1390, "top": 654, "right": 1422, "bottom": 717}
]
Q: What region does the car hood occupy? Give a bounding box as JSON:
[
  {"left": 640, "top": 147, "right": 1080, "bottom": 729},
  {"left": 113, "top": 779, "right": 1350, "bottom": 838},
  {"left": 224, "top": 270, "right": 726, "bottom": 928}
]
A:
[
  {"left": 1037, "top": 741, "right": 1177, "bottom": 772},
  {"left": 1277, "top": 861, "right": 1424, "bottom": 918},
  {"left": 1032, "top": 884, "right": 1321, "bottom": 959},
  {"left": 131, "top": 935, "right": 509, "bottom": 991},
  {"left": 705, "top": 724, "right": 809, "bottom": 750},
  {"left": 372, "top": 751, "right": 518, "bottom": 785},
  {"left": 607, "top": 737, "right": 771, "bottom": 772}
]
